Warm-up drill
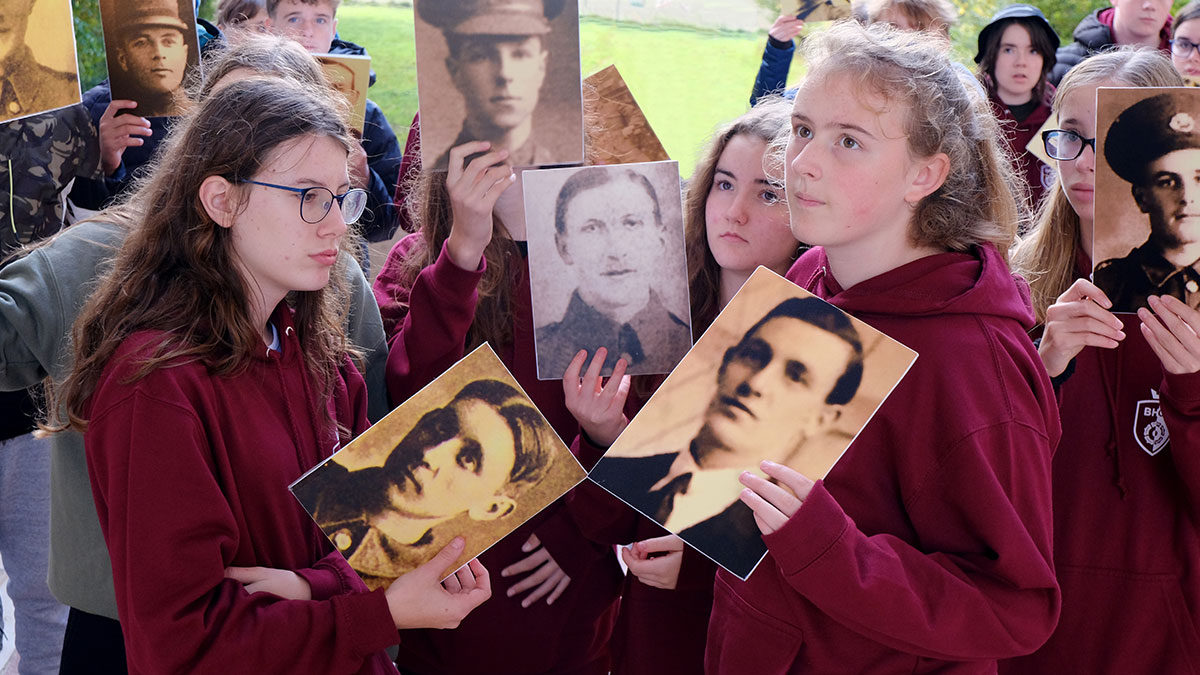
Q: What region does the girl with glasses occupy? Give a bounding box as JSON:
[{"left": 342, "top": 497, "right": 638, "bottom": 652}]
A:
[
  {"left": 1172, "top": 1, "right": 1200, "bottom": 83},
  {"left": 46, "top": 77, "right": 491, "bottom": 673},
  {"left": 1004, "top": 48, "right": 1200, "bottom": 672}
]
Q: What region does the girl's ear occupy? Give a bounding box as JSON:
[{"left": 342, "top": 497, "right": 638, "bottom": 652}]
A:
[
  {"left": 199, "top": 175, "right": 237, "bottom": 228},
  {"left": 904, "top": 152, "right": 951, "bottom": 206}
]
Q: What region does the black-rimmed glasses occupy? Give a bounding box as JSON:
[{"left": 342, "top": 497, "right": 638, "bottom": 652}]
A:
[
  {"left": 1172, "top": 38, "right": 1200, "bottom": 58},
  {"left": 1041, "top": 129, "right": 1097, "bottom": 161},
  {"left": 240, "top": 180, "right": 369, "bottom": 224}
]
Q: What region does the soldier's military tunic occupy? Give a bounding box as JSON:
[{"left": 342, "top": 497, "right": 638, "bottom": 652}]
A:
[
  {"left": 1094, "top": 243, "right": 1200, "bottom": 313},
  {"left": 0, "top": 46, "right": 79, "bottom": 124}
]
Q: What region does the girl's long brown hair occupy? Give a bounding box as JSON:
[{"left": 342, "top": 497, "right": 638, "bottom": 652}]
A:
[
  {"left": 1011, "top": 48, "right": 1182, "bottom": 322},
  {"left": 54, "top": 77, "right": 357, "bottom": 431},
  {"left": 683, "top": 95, "right": 796, "bottom": 337}
]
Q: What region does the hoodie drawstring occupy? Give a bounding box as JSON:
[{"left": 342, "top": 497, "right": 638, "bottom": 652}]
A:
[{"left": 1096, "top": 341, "right": 1128, "bottom": 499}]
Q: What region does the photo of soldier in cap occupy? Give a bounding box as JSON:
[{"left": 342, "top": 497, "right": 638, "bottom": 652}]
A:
[
  {"left": 0, "top": 0, "right": 81, "bottom": 123},
  {"left": 99, "top": 0, "right": 200, "bottom": 117},
  {"left": 413, "top": 0, "right": 584, "bottom": 171},
  {"left": 1093, "top": 87, "right": 1200, "bottom": 313}
]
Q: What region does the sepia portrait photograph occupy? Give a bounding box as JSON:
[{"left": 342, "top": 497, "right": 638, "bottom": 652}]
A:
[
  {"left": 588, "top": 268, "right": 916, "bottom": 580},
  {"left": 1093, "top": 87, "right": 1200, "bottom": 313},
  {"left": 0, "top": 0, "right": 81, "bottom": 123},
  {"left": 413, "top": 0, "right": 584, "bottom": 171},
  {"left": 291, "top": 345, "right": 586, "bottom": 588},
  {"left": 782, "top": 0, "right": 852, "bottom": 23},
  {"left": 582, "top": 65, "right": 669, "bottom": 166},
  {"left": 99, "top": 0, "right": 200, "bottom": 117},
  {"left": 523, "top": 160, "right": 692, "bottom": 380},
  {"left": 317, "top": 53, "right": 370, "bottom": 133}
]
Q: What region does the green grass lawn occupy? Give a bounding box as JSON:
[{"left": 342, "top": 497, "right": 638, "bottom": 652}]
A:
[{"left": 335, "top": 4, "right": 793, "bottom": 178}]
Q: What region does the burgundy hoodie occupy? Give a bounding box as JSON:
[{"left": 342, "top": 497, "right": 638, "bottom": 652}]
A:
[
  {"left": 1003, "top": 255, "right": 1200, "bottom": 673},
  {"left": 705, "top": 245, "right": 1061, "bottom": 673},
  {"left": 374, "top": 234, "right": 623, "bottom": 675},
  {"left": 85, "top": 305, "right": 398, "bottom": 674}
]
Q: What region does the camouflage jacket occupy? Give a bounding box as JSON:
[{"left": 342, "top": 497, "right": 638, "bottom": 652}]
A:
[{"left": 0, "top": 104, "right": 101, "bottom": 255}]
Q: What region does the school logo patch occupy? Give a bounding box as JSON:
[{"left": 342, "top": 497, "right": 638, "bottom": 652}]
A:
[{"left": 1134, "top": 390, "right": 1170, "bottom": 456}]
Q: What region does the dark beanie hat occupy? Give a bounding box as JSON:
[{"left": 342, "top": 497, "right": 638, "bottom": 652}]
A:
[{"left": 974, "top": 4, "right": 1059, "bottom": 65}]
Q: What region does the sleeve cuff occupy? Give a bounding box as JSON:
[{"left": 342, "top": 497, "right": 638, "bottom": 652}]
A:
[
  {"left": 431, "top": 239, "right": 486, "bottom": 294},
  {"left": 761, "top": 480, "right": 850, "bottom": 577},
  {"left": 330, "top": 588, "right": 399, "bottom": 656},
  {"left": 1162, "top": 368, "right": 1200, "bottom": 403},
  {"left": 767, "top": 35, "right": 794, "bottom": 50}
]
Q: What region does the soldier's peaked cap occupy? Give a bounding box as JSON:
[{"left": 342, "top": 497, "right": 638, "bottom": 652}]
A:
[{"left": 417, "top": 0, "right": 567, "bottom": 36}]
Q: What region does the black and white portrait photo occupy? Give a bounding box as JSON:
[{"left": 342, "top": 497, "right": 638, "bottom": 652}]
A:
[
  {"left": 291, "top": 345, "right": 585, "bottom": 588},
  {"left": 523, "top": 161, "right": 692, "bottom": 379},
  {"left": 0, "top": 0, "right": 80, "bottom": 122},
  {"left": 99, "top": 0, "right": 200, "bottom": 117},
  {"left": 1093, "top": 86, "right": 1200, "bottom": 312},
  {"left": 413, "top": 0, "right": 584, "bottom": 170},
  {"left": 588, "top": 268, "right": 916, "bottom": 579}
]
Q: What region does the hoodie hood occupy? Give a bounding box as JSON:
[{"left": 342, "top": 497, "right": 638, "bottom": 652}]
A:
[{"left": 788, "top": 244, "right": 1035, "bottom": 330}]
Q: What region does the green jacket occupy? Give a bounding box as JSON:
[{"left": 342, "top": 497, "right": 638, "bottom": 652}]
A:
[{"left": 0, "top": 220, "right": 389, "bottom": 619}]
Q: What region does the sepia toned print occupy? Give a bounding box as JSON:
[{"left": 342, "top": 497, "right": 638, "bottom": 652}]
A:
[
  {"left": 524, "top": 161, "right": 692, "bottom": 379},
  {"left": 317, "top": 53, "right": 369, "bottom": 133},
  {"left": 291, "top": 344, "right": 586, "bottom": 588},
  {"left": 0, "top": 0, "right": 81, "bottom": 123},
  {"left": 782, "top": 0, "right": 852, "bottom": 23},
  {"left": 582, "top": 65, "right": 669, "bottom": 166},
  {"left": 589, "top": 268, "right": 916, "bottom": 580},
  {"left": 1093, "top": 87, "right": 1200, "bottom": 313},
  {"left": 413, "top": 0, "right": 584, "bottom": 171},
  {"left": 99, "top": 0, "right": 200, "bottom": 117}
]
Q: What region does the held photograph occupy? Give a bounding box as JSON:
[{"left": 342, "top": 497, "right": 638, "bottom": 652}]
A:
[
  {"left": 291, "top": 345, "right": 586, "bottom": 588},
  {"left": 0, "top": 0, "right": 81, "bottom": 122},
  {"left": 1093, "top": 86, "right": 1200, "bottom": 313},
  {"left": 317, "top": 53, "right": 370, "bottom": 133},
  {"left": 413, "top": 0, "right": 584, "bottom": 171},
  {"left": 782, "top": 0, "right": 853, "bottom": 23},
  {"left": 581, "top": 65, "right": 669, "bottom": 166},
  {"left": 98, "top": 0, "right": 201, "bottom": 117},
  {"left": 523, "top": 160, "right": 692, "bottom": 379},
  {"left": 588, "top": 268, "right": 917, "bottom": 580}
]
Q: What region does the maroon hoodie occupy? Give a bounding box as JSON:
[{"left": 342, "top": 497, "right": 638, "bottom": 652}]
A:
[
  {"left": 85, "top": 306, "right": 398, "bottom": 674},
  {"left": 705, "top": 245, "right": 1061, "bottom": 673},
  {"left": 1003, "top": 255, "right": 1200, "bottom": 673},
  {"left": 374, "top": 234, "right": 623, "bottom": 675}
]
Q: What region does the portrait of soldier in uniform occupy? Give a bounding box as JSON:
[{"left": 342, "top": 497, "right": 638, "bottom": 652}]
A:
[
  {"left": 0, "top": 0, "right": 80, "bottom": 123},
  {"left": 292, "top": 347, "right": 585, "bottom": 587},
  {"left": 589, "top": 270, "right": 916, "bottom": 579},
  {"left": 1093, "top": 87, "right": 1200, "bottom": 312},
  {"left": 100, "top": 0, "right": 200, "bottom": 117},
  {"left": 414, "top": 0, "right": 584, "bottom": 170},
  {"left": 524, "top": 162, "right": 692, "bottom": 379}
]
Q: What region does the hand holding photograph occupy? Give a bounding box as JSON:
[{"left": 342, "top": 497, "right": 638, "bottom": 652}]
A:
[
  {"left": 588, "top": 268, "right": 916, "bottom": 579},
  {"left": 0, "top": 0, "right": 81, "bottom": 123},
  {"left": 413, "top": 0, "right": 584, "bottom": 171},
  {"left": 99, "top": 0, "right": 201, "bottom": 117},
  {"left": 291, "top": 344, "right": 586, "bottom": 588},
  {"left": 523, "top": 160, "right": 692, "bottom": 379},
  {"left": 1092, "top": 87, "right": 1200, "bottom": 312}
]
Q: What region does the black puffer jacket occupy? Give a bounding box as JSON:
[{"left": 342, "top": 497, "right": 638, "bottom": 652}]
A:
[{"left": 1049, "top": 9, "right": 1112, "bottom": 86}]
